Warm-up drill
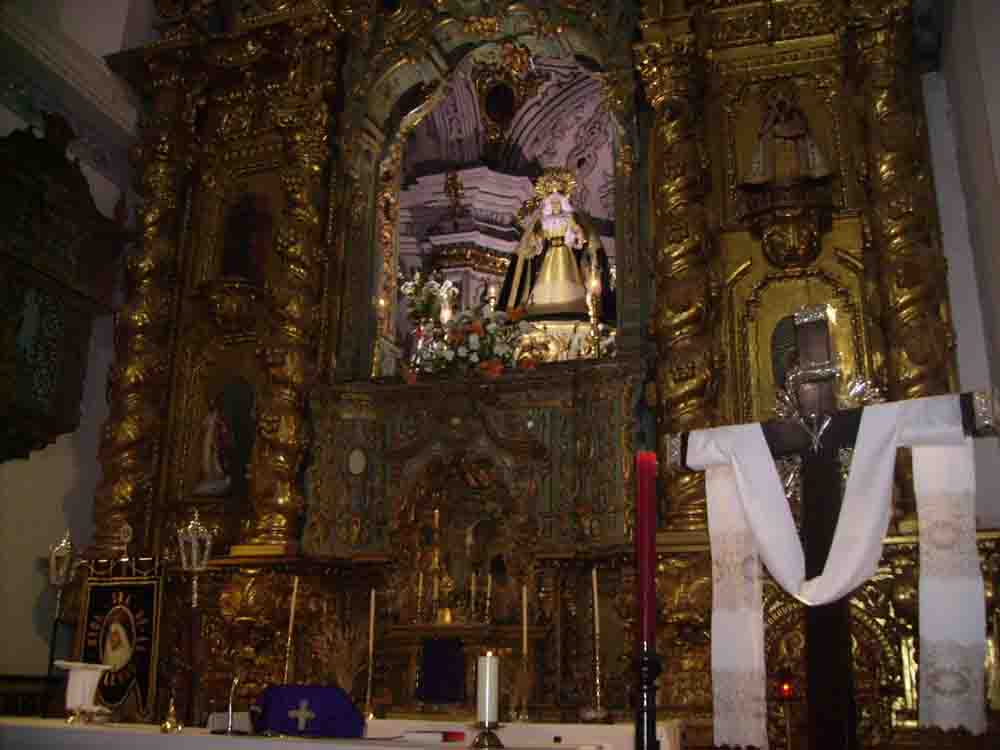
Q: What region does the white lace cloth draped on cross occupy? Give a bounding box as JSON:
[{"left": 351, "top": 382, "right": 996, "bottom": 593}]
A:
[
  {"left": 913, "top": 440, "right": 985, "bottom": 732},
  {"left": 705, "top": 474, "right": 768, "bottom": 749},
  {"left": 686, "top": 395, "right": 986, "bottom": 749}
]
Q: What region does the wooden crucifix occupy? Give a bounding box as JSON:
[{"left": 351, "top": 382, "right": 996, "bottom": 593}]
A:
[{"left": 668, "top": 305, "right": 994, "bottom": 750}]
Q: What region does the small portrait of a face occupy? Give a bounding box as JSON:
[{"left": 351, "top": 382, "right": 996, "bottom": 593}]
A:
[{"left": 100, "top": 607, "right": 135, "bottom": 673}]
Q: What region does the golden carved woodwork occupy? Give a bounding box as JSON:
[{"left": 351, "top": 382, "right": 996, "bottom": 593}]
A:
[
  {"left": 637, "top": 30, "right": 716, "bottom": 532},
  {"left": 94, "top": 65, "right": 189, "bottom": 553},
  {"left": 851, "top": 2, "right": 958, "bottom": 401},
  {"left": 240, "top": 81, "right": 331, "bottom": 554},
  {"left": 90, "top": 2, "right": 995, "bottom": 746}
]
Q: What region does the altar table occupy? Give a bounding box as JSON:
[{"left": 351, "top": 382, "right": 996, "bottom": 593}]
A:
[
  {"left": 366, "top": 718, "right": 683, "bottom": 750},
  {"left": 0, "top": 717, "right": 682, "bottom": 750}
]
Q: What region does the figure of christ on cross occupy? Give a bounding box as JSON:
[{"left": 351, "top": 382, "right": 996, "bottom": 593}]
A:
[{"left": 288, "top": 699, "right": 316, "bottom": 733}]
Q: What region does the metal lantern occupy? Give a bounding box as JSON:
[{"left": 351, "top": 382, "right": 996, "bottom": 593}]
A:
[
  {"left": 46, "top": 530, "right": 76, "bottom": 677},
  {"left": 177, "top": 510, "right": 213, "bottom": 608},
  {"left": 48, "top": 530, "right": 75, "bottom": 590}
]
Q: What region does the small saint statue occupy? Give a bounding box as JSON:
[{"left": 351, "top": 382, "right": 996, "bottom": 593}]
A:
[
  {"left": 193, "top": 396, "right": 232, "bottom": 496},
  {"left": 743, "top": 83, "right": 831, "bottom": 188}
]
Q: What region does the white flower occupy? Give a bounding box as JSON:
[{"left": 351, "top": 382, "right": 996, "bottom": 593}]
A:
[
  {"left": 470, "top": 352, "right": 479, "bottom": 363},
  {"left": 468, "top": 334, "right": 480, "bottom": 350},
  {"left": 486, "top": 322, "right": 497, "bottom": 333},
  {"left": 458, "top": 346, "right": 468, "bottom": 357},
  {"left": 495, "top": 343, "right": 510, "bottom": 356},
  {"left": 444, "top": 350, "right": 455, "bottom": 361}
]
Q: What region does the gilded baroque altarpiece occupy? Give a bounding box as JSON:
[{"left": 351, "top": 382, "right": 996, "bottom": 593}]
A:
[{"left": 85, "top": 0, "right": 999, "bottom": 745}]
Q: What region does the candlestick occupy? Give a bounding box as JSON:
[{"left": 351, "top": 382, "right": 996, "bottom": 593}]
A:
[
  {"left": 521, "top": 584, "right": 528, "bottom": 656},
  {"left": 636, "top": 451, "right": 657, "bottom": 648},
  {"left": 581, "top": 565, "right": 608, "bottom": 722},
  {"left": 368, "top": 588, "right": 376, "bottom": 662},
  {"left": 417, "top": 572, "right": 424, "bottom": 621},
  {"left": 283, "top": 576, "right": 299, "bottom": 684},
  {"left": 592, "top": 567, "right": 600, "bottom": 639},
  {"left": 486, "top": 574, "right": 493, "bottom": 620},
  {"left": 477, "top": 652, "right": 499, "bottom": 724},
  {"left": 366, "top": 588, "right": 375, "bottom": 718}
]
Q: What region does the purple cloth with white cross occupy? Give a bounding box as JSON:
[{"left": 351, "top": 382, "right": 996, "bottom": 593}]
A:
[{"left": 254, "top": 685, "right": 364, "bottom": 738}]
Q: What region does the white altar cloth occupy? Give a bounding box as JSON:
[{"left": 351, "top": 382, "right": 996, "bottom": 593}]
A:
[
  {"left": 366, "top": 718, "right": 682, "bottom": 750},
  {"left": 0, "top": 718, "right": 682, "bottom": 750}
]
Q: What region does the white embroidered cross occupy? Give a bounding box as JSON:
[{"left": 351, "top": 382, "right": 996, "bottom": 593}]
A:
[{"left": 288, "top": 699, "right": 316, "bottom": 731}]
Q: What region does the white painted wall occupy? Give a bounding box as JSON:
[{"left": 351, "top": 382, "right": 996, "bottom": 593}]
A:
[
  {"left": 923, "top": 74, "right": 1000, "bottom": 528},
  {"left": 936, "top": 0, "right": 1000, "bottom": 527},
  {"left": 7, "top": 0, "right": 155, "bottom": 58},
  {"left": 941, "top": 0, "right": 1000, "bottom": 391}
]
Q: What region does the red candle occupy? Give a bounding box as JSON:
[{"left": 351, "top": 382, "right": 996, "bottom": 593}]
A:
[{"left": 635, "top": 451, "right": 658, "bottom": 649}]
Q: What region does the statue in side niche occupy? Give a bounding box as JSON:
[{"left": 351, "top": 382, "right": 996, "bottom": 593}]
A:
[
  {"left": 743, "top": 82, "right": 831, "bottom": 188},
  {"left": 193, "top": 395, "right": 232, "bottom": 496}
]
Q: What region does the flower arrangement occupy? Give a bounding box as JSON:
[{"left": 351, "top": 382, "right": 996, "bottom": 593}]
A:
[
  {"left": 398, "top": 269, "right": 458, "bottom": 324},
  {"left": 405, "top": 302, "right": 535, "bottom": 380}
]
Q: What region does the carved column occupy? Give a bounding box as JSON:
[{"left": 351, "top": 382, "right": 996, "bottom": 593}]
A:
[
  {"left": 853, "top": 1, "right": 957, "bottom": 399},
  {"left": 638, "top": 33, "right": 714, "bottom": 531},
  {"left": 93, "top": 75, "right": 188, "bottom": 555},
  {"left": 238, "top": 72, "right": 330, "bottom": 554}
]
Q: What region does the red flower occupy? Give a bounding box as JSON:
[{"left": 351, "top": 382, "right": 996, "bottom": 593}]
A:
[
  {"left": 478, "top": 359, "right": 505, "bottom": 378},
  {"left": 466, "top": 320, "right": 485, "bottom": 335},
  {"left": 518, "top": 357, "right": 538, "bottom": 371},
  {"left": 447, "top": 330, "right": 465, "bottom": 345},
  {"left": 402, "top": 367, "right": 418, "bottom": 385}
]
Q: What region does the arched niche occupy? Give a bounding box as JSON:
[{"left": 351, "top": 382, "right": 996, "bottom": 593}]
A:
[
  {"left": 219, "top": 192, "right": 273, "bottom": 285},
  {"left": 327, "top": 8, "right": 643, "bottom": 381}
]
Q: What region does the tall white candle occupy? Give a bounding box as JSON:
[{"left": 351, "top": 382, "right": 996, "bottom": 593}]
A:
[
  {"left": 521, "top": 584, "right": 528, "bottom": 656},
  {"left": 367, "top": 587, "right": 376, "bottom": 712},
  {"left": 477, "top": 652, "right": 499, "bottom": 724},
  {"left": 283, "top": 575, "right": 300, "bottom": 684},
  {"left": 368, "top": 588, "right": 376, "bottom": 662},
  {"left": 592, "top": 567, "right": 601, "bottom": 639}
]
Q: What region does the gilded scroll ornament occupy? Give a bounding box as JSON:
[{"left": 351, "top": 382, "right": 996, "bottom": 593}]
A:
[
  {"left": 637, "top": 34, "right": 715, "bottom": 531},
  {"left": 470, "top": 43, "right": 547, "bottom": 145}
]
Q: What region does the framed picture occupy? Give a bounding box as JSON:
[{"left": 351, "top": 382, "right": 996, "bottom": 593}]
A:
[{"left": 75, "top": 574, "right": 162, "bottom": 719}]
